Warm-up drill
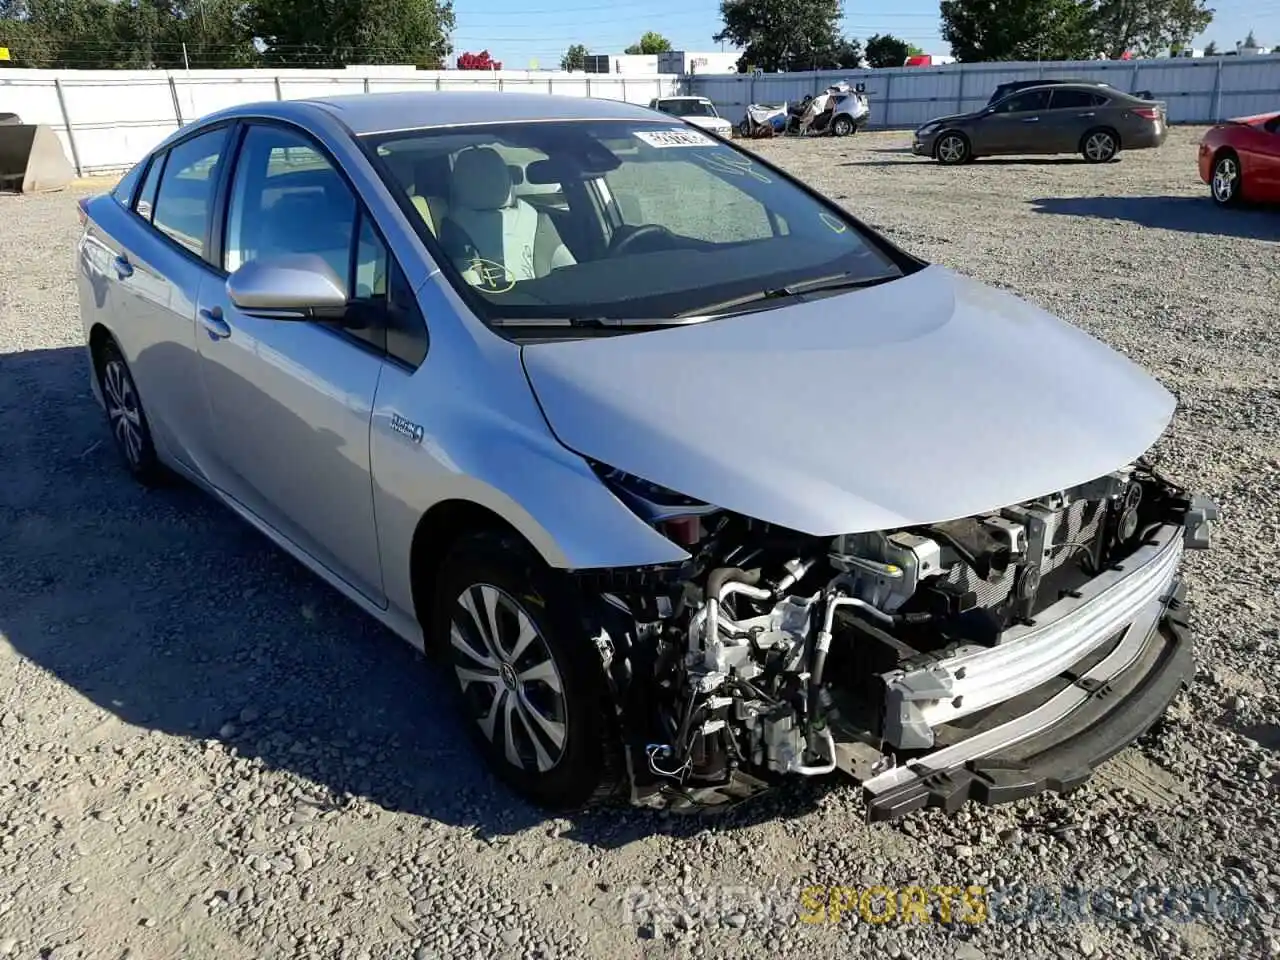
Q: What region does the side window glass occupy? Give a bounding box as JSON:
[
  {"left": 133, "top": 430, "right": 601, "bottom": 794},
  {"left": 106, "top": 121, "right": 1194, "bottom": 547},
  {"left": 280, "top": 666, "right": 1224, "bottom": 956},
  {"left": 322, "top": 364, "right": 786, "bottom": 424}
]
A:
[
  {"left": 354, "top": 213, "right": 388, "bottom": 300},
  {"left": 1049, "top": 89, "right": 1096, "bottom": 110},
  {"left": 151, "top": 129, "right": 226, "bottom": 259},
  {"left": 112, "top": 159, "right": 145, "bottom": 208},
  {"left": 386, "top": 262, "right": 429, "bottom": 368},
  {"left": 134, "top": 153, "right": 165, "bottom": 222},
  {"left": 999, "top": 90, "right": 1049, "bottom": 113},
  {"left": 224, "top": 125, "right": 357, "bottom": 293}
]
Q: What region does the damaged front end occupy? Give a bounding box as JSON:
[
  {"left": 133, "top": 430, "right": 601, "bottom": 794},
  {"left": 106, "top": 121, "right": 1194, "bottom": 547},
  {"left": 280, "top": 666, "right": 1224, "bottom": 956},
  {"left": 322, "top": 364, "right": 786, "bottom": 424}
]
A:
[{"left": 574, "top": 460, "right": 1220, "bottom": 819}]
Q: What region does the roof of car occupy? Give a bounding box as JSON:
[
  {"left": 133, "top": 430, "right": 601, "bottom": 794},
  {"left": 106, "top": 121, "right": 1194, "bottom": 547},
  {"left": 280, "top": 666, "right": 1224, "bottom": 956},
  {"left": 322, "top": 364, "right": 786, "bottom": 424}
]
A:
[{"left": 296, "top": 90, "right": 663, "bottom": 135}]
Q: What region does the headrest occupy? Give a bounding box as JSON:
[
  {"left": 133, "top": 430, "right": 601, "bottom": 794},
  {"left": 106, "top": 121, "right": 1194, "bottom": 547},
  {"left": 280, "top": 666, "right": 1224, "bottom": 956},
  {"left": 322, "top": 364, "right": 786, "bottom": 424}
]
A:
[
  {"left": 413, "top": 153, "right": 453, "bottom": 198},
  {"left": 451, "top": 146, "right": 512, "bottom": 211}
]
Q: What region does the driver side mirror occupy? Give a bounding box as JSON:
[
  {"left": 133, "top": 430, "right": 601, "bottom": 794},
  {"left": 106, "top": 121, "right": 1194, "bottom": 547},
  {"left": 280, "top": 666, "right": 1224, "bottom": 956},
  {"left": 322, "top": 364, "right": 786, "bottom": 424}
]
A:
[{"left": 226, "top": 254, "right": 350, "bottom": 322}]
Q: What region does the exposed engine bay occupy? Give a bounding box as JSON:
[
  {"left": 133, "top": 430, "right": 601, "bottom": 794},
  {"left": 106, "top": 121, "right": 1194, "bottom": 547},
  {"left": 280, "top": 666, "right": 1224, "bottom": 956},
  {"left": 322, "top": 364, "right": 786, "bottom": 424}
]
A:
[{"left": 576, "top": 459, "right": 1219, "bottom": 812}]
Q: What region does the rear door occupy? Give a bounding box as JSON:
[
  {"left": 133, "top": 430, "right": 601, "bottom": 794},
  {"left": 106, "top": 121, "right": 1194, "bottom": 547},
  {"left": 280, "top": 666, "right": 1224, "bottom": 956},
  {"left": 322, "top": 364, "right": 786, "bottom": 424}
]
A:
[
  {"left": 980, "top": 88, "right": 1052, "bottom": 154},
  {"left": 1044, "top": 87, "right": 1106, "bottom": 153},
  {"left": 91, "top": 125, "right": 232, "bottom": 476},
  {"left": 192, "top": 121, "right": 392, "bottom": 603}
]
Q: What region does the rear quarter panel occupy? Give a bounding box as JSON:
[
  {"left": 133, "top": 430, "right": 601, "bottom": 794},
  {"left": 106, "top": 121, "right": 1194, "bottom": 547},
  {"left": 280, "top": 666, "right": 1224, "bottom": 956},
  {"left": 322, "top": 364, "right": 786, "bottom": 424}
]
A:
[{"left": 79, "top": 192, "right": 207, "bottom": 473}]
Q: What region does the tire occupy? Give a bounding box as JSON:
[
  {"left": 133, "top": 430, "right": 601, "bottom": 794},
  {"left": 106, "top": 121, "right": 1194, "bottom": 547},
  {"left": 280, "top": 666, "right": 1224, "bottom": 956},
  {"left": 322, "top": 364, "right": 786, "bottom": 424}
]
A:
[
  {"left": 935, "top": 131, "right": 970, "bottom": 165},
  {"left": 433, "top": 530, "right": 625, "bottom": 811},
  {"left": 738, "top": 120, "right": 750, "bottom": 138},
  {"left": 1210, "top": 151, "right": 1242, "bottom": 206},
  {"left": 1082, "top": 128, "right": 1119, "bottom": 163},
  {"left": 832, "top": 115, "right": 855, "bottom": 137},
  {"left": 95, "top": 337, "right": 165, "bottom": 486}
]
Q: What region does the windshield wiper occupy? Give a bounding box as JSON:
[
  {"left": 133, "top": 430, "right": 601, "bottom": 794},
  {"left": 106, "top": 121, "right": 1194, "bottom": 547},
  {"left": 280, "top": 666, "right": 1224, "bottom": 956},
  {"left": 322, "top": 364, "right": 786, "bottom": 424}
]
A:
[
  {"left": 488, "top": 316, "right": 711, "bottom": 330},
  {"left": 676, "top": 272, "right": 899, "bottom": 318}
]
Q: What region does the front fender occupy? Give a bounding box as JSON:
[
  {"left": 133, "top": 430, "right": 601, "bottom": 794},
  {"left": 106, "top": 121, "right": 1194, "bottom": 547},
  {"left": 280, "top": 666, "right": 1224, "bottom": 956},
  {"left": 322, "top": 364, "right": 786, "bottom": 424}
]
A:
[{"left": 371, "top": 313, "right": 690, "bottom": 627}]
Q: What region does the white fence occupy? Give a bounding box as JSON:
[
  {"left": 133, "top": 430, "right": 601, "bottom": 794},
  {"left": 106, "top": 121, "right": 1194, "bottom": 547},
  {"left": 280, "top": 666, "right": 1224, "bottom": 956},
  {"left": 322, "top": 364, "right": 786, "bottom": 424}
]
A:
[
  {"left": 690, "top": 54, "right": 1280, "bottom": 130},
  {"left": 5, "top": 55, "right": 1278, "bottom": 176},
  {"left": 0, "top": 66, "right": 683, "bottom": 175}
]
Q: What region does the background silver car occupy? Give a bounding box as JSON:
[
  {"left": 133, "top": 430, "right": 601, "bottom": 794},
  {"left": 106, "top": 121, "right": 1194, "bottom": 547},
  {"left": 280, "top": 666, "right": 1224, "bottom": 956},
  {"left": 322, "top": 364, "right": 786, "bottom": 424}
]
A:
[{"left": 76, "top": 91, "right": 1215, "bottom": 817}]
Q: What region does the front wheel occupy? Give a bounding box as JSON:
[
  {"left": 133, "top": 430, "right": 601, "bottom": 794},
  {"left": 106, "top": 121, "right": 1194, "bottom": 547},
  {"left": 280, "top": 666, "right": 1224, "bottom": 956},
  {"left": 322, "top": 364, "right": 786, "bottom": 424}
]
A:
[
  {"left": 1082, "top": 129, "right": 1119, "bottom": 163},
  {"left": 832, "top": 115, "right": 855, "bottom": 137},
  {"left": 1211, "top": 152, "right": 1242, "bottom": 206},
  {"left": 434, "top": 531, "right": 625, "bottom": 810},
  {"left": 935, "top": 131, "right": 970, "bottom": 165}
]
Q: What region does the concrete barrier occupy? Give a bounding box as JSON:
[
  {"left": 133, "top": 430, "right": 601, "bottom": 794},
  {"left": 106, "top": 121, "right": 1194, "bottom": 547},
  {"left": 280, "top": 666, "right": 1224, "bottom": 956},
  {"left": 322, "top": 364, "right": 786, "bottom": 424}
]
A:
[{"left": 0, "top": 123, "right": 76, "bottom": 192}]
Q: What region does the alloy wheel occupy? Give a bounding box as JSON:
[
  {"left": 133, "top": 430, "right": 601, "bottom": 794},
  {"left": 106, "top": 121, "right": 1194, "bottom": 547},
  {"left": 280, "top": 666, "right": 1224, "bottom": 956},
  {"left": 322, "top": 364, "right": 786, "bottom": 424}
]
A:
[
  {"left": 103, "top": 358, "right": 144, "bottom": 467},
  {"left": 450, "top": 583, "right": 568, "bottom": 774},
  {"left": 1085, "top": 132, "right": 1116, "bottom": 162},
  {"left": 1212, "top": 156, "right": 1238, "bottom": 203},
  {"left": 937, "top": 134, "right": 966, "bottom": 164}
]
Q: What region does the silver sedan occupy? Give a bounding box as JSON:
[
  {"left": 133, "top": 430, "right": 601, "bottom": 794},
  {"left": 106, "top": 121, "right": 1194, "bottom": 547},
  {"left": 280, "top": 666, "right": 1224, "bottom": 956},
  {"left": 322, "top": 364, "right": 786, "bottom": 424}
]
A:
[{"left": 77, "top": 91, "right": 1218, "bottom": 818}]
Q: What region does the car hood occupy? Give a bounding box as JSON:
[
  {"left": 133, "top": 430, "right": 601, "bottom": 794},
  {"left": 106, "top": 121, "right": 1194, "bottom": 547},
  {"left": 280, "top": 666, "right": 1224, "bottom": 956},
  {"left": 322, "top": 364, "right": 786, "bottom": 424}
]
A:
[
  {"left": 683, "top": 115, "right": 732, "bottom": 130},
  {"left": 922, "top": 111, "right": 981, "bottom": 128},
  {"left": 520, "top": 265, "right": 1175, "bottom": 536}
]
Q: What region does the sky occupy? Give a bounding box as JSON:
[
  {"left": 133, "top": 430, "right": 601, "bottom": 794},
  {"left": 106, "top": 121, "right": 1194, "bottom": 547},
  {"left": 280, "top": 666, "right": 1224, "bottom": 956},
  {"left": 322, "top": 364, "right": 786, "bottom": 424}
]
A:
[{"left": 447, "top": 0, "right": 1280, "bottom": 69}]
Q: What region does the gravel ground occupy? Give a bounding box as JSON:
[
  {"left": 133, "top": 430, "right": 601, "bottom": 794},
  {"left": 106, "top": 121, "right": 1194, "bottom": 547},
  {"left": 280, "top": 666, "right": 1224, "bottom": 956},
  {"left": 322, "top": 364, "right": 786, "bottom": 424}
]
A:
[{"left": 2, "top": 125, "right": 1279, "bottom": 960}]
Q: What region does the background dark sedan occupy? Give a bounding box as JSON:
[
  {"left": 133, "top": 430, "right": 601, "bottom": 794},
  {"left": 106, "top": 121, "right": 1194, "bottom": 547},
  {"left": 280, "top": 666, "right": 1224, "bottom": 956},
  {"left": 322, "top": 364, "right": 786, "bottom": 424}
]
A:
[{"left": 913, "top": 83, "right": 1168, "bottom": 165}]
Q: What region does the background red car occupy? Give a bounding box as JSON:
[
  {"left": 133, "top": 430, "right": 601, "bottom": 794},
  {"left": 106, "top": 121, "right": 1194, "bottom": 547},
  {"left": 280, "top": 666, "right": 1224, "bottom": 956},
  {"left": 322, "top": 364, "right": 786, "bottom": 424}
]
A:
[{"left": 1198, "top": 111, "right": 1280, "bottom": 206}]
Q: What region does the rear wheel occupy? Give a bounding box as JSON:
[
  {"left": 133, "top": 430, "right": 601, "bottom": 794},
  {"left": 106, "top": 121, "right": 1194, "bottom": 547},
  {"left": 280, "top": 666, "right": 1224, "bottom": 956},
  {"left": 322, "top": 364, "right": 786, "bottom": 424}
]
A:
[
  {"left": 832, "top": 115, "right": 856, "bottom": 137},
  {"left": 434, "top": 531, "right": 625, "bottom": 810},
  {"left": 1211, "top": 151, "right": 1242, "bottom": 206},
  {"left": 95, "top": 338, "right": 165, "bottom": 485},
  {"left": 1082, "top": 129, "right": 1119, "bottom": 163},
  {"left": 935, "top": 131, "right": 970, "bottom": 165}
]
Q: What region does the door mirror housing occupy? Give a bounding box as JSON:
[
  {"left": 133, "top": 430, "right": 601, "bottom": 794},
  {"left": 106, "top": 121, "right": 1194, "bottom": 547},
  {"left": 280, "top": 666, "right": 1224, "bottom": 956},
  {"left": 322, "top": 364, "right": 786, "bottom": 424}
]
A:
[{"left": 226, "top": 255, "right": 350, "bottom": 322}]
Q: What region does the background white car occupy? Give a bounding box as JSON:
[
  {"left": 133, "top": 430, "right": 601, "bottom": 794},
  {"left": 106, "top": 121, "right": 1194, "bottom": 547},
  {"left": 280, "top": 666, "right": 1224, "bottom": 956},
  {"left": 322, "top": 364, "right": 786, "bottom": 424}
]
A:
[{"left": 648, "top": 96, "right": 735, "bottom": 137}]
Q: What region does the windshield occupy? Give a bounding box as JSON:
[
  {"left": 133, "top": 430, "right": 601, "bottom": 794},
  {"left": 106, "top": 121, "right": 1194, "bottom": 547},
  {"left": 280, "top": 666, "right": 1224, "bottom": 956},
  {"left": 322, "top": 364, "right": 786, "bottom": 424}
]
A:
[
  {"left": 658, "top": 99, "right": 717, "bottom": 118},
  {"left": 366, "top": 119, "right": 905, "bottom": 325}
]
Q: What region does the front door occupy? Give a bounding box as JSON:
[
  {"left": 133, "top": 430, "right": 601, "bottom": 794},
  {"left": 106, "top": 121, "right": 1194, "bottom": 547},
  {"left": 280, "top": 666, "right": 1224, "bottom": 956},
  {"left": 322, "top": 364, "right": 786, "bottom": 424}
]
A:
[
  {"left": 981, "top": 88, "right": 1052, "bottom": 155},
  {"left": 193, "top": 122, "right": 390, "bottom": 604}
]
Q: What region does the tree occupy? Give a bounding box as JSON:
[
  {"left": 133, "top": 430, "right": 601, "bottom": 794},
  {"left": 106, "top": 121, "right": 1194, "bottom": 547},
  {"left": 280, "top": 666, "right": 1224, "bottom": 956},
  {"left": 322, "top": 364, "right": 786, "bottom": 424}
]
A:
[
  {"left": 940, "top": 0, "right": 1096, "bottom": 62},
  {"left": 1091, "top": 0, "right": 1214, "bottom": 58},
  {"left": 624, "top": 31, "right": 671, "bottom": 55},
  {"left": 1202, "top": 39, "right": 1217, "bottom": 54},
  {"left": 457, "top": 49, "right": 501, "bottom": 69},
  {"left": 560, "top": 42, "right": 588, "bottom": 71},
  {"left": 714, "top": 0, "right": 843, "bottom": 73},
  {"left": 247, "top": 0, "right": 455, "bottom": 68},
  {"left": 864, "top": 32, "right": 909, "bottom": 67},
  {"left": 1242, "top": 29, "right": 1257, "bottom": 47},
  {"left": 832, "top": 36, "right": 862, "bottom": 67}
]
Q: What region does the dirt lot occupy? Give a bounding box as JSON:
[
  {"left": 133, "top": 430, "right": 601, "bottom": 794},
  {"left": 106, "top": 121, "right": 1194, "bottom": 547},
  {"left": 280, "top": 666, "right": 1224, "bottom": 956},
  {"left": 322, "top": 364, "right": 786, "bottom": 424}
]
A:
[{"left": 2, "top": 125, "right": 1279, "bottom": 960}]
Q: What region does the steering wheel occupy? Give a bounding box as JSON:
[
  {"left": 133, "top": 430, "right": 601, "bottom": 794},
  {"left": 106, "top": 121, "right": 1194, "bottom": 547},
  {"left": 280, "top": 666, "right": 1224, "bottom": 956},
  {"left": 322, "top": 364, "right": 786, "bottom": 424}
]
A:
[{"left": 608, "top": 223, "right": 674, "bottom": 257}]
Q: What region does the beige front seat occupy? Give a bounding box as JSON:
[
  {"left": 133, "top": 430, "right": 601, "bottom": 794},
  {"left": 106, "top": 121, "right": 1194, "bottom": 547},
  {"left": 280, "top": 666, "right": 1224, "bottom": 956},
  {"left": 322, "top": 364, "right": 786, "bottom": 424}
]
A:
[
  {"left": 443, "top": 146, "right": 574, "bottom": 283},
  {"left": 409, "top": 154, "right": 452, "bottom": 237}
]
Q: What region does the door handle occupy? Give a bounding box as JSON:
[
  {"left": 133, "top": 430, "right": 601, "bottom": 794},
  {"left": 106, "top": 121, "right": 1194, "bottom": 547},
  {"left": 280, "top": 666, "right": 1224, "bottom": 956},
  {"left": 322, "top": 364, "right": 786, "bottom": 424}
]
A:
[
  {"left": 1076, "top": 112, "right": 1096, "bottom": 118},
  {"left": 1021, "top": 116, "right": 1040, "bottom": 122},
  {"left": 199, "top": 306, "right": 231, "bottom": 341},
  {"left": 113, "top": 255, "right": 133, "bottom": 279}
]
